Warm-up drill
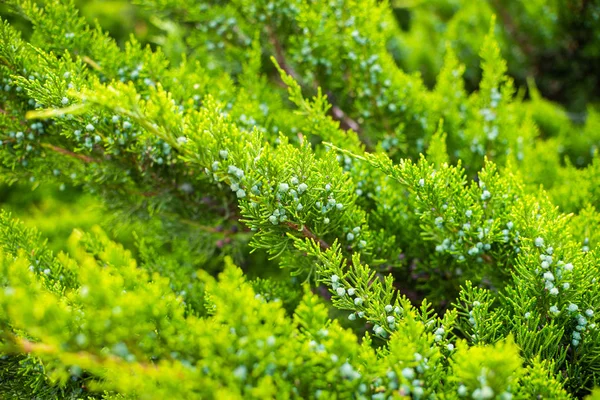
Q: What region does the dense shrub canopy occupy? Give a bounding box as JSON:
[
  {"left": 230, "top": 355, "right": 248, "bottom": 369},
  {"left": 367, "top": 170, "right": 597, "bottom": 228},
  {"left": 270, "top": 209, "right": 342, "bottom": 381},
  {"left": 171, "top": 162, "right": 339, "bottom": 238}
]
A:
[{"left": 1, "top": 0, "right": 600, "bottom": 399}]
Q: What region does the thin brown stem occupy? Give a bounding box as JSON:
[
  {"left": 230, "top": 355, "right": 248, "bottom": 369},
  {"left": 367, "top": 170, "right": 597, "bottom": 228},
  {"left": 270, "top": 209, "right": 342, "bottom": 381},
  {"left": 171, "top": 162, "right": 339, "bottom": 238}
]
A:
[
  {"left": 330, "top": 104, "right": 361, "bottom": 133},
  {"left": 267, "top": 26, "right": 301, "bottom": 83},
  {"left": 41, "top": 143, "right": 97, "bottom": 163},
  {"left": 284, "top": 221, "right": 331, "bottom": 250}
]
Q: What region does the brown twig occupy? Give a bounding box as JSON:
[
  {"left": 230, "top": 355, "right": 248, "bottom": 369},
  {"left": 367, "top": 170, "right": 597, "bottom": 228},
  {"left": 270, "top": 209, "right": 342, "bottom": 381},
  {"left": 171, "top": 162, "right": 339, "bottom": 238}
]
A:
[
  {"left": 330, "top": 104, "right": 361, "bottom": 133},
  {"left": 285, "top": 221, "right": 331, "bottom": 250},
  {"left": 41, "top": 143, "right": 97, "bottom": 163},
  {"left": 267, "top": 26, "right": 302, "bottom": 83},
  {"left": 326, "top": 90, "right": 374, "bottom": 150}
]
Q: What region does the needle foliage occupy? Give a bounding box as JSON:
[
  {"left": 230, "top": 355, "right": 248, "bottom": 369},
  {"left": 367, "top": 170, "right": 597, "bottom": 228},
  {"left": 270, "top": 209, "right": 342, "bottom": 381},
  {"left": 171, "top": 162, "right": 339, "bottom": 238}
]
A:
[{"left": 1, "top": 1, "right": 599, "bottom": 399}]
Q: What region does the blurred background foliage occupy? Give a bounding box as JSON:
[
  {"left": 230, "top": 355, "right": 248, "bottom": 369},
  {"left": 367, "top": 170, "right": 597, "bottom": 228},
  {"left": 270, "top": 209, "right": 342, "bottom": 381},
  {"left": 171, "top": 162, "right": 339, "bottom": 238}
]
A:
[{"left": 390, "top": 0, "right": 600, "bottom": 113}]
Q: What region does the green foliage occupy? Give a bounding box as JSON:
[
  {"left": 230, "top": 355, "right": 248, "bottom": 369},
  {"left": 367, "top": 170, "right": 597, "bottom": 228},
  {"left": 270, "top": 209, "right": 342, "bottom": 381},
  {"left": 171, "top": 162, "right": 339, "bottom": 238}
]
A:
[
  {"left": 0, "top": 0, "right": 599, "bottom": 398},
  {"left": 390, "top": 0, "right": 600, "bottom": 111}
]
